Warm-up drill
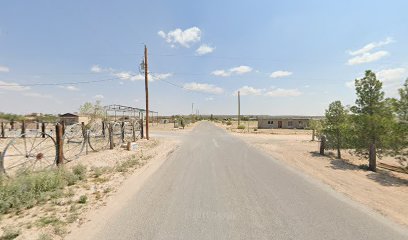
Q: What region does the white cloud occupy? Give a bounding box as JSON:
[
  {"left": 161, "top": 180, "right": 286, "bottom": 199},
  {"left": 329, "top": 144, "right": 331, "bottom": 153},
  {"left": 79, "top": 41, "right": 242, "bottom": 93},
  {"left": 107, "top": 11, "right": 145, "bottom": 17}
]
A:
[
  {"left": 158, "top": 27, "right": 201, "bottom": 48},
  {"left": 0, "top": 65, "right": 10, "bottom": 73},
  {"left": 205, "top": 97, "right": 214, "bottom": 101},
  {"left": 349, "top": 37, "right": 393, "bottom": 56},
  {"left": 94, "top": 94, "right": 104, "bottom": 100},
  {"left": 230, "top": 65, "right": 252, "bottom": 74},
  {"left": 376, "top": 68, "right": 406, "bottom": 84},
  {"left": 211, "top": 65, "right": 252, "bottom": 77},
  {"left": 347, "top": 51, "right": 389, "bottom": 65},
  {"left": 346, "top": 37, "right": 394, "bottom": 65},
  {"left": 270, "top": 70, "right": 293, "bottom": 78},
  {"left": 91, "top": 65, "right": 102, "bottom": 73},
  {"left": 158, "top": 30, "right": 166, "bottom": 38},
  {"left": 23, "top": 92, "right": 53, "bottom": 99},
  {"left": 265, "top": 88, "right": 302, "bottom": 97},
  {"left": 345, "top": 81, "right": 355, "bottom": 89},
  {"left": 211, "top": 70, "right": 231, "bottom": 77},
  {"left": 59, "top": 85, "right": 79, "bottom": 91},
  {"left": 0, "top": 81, "right": 30, "bottom": 91},
  {"left": 235, "top": 86, "right": 264, "bottom": 96},
  {"left": 183, "top": 82, "right": 223, "bottom": 94},
  {"left": 92, "top": 65, "right": 171, "bottom": 82},
  {"left": 152, "top": 73, "right": 172, "bottom": 80},
  {"left": 196, "top": 44, "right": 215, "bottom": 55}
]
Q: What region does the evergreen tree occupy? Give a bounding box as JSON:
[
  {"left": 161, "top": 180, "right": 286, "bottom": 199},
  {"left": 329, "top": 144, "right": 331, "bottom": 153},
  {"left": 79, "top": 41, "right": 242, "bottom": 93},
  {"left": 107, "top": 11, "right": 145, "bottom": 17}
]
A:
[
  {"left": 323, "top": 101, "right": 349, "bottom": 159},
  {"left": 350, "top": 70, "right": 395, "bottom": 172}
]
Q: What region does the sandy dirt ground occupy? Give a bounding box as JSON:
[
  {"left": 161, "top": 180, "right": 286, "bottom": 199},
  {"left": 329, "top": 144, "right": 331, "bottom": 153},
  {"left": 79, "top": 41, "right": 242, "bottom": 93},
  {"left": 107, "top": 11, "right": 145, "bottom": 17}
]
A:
[
  {"left": 216, "top": 121, "right": 408, "bottom": 227},
  {"left": 0, "top": 123, "right": 183, "bottom": 240}
]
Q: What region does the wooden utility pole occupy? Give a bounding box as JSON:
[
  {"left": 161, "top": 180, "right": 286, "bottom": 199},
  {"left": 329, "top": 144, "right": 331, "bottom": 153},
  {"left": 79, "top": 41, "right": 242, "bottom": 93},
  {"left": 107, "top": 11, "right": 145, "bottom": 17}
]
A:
[
  {"left": 144, "top": 45, "right": 150, "bottom": 140},
  {"left": 238, "top": 91, "right": 241, "bottom": 126}
]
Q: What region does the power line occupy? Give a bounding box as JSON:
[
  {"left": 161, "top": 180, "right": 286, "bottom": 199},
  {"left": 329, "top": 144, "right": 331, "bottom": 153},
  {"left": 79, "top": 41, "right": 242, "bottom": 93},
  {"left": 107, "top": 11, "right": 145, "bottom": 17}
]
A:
[{"left": 0, "top": 75, "right": 139, "bottom": 87}]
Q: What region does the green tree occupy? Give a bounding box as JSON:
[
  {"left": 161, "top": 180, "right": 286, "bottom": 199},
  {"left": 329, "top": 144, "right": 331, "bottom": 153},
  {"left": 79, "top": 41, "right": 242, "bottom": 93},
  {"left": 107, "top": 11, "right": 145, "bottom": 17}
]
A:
[
  {"left": 323, "top": 101, "right": 349, "bottom": 159},
  {"left": 309, "top": 119, "right": 323, "bottom": 141},
  {"left": 396, "top": 79, "right": 408, "bottom": 122},
  {"left": 350, "top": 70, "right": 395, "bottom": 172},
  {"left": 79, "top": 101, "right": 106, "bottom": 128},
  {"left": 390, "top": 79, "right": 408, "bottom": 167}
]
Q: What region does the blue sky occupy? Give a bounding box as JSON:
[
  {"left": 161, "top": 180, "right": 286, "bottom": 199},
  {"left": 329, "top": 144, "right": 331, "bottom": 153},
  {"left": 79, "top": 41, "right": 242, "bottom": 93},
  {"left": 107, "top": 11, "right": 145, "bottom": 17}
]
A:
[{"left": 1, "top": 0, "right": 407, "bottom": 116}]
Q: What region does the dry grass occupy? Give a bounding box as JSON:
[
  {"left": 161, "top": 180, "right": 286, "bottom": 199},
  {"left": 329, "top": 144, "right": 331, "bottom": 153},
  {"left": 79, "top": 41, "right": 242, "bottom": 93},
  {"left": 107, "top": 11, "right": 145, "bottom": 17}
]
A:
[{"left": 0, "top": 137, "right": 172, "bottom": 240}]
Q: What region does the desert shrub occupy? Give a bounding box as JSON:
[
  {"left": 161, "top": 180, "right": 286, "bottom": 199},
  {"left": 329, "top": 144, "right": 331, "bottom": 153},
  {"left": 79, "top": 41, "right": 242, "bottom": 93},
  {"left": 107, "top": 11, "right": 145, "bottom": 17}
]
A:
[
  {"left": 116, "top": 157, "right": 140, "bottom": 172},
  {"left": 226, "top": 121, "right": 232, "bottom": 126},
  {"left": 90, "top": 166, "right": 110, "bottom": 178},
  {"left": 0, "top": 227, "right": 20, "bottom": 240},
  {"left": 0, "top": 167, "right": 87, "bottom": 214},
  {"left": 37, "top": 234, "right": 53, "bottom": 240},
  {"left": 72, "top": 164, "right": 87, "bottom": 181},
  {"left": 78, "top": 195, "right": 87, "bottom": 204},
  {"left": 237, "top": 125, "right": 246, "bottom": 129},
  {"left": 253, "top": 128, "right": 258, "bottom": 131}
]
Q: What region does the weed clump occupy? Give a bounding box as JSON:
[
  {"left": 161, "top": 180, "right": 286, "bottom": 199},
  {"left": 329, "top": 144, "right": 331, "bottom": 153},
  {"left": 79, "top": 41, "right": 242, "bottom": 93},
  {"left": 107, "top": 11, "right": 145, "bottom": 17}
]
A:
[
  {"left": 78, "top": 195, "right": 87, "bottom": 204},
  {"left": 0, "top": 166, "right": 88, "bottom": 214}
]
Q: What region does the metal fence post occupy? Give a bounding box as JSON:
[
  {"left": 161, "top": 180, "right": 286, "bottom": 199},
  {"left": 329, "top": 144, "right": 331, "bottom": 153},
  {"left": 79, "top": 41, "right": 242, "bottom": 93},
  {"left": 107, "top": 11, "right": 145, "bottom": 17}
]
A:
[
  {"left": 41, "top": 122, "right": 46, "bottom": 138},
  {"left": 121, "top": 121, "right": 125, "bottom": 142},
  {"left": 102, "top": 121, "right": 105, "bottom": 137},
  {"left": 56, "top": 123, "right": 64, "bottom": 166},
  {"left": 132, "top": 121, "right": 136, "bottom": 142},
  {"left": 140, "top": 118, "right": 144, "bottom": 139},
  {"left": 1, "top": 122, "right": 4, "bottom": 138},
  {"left": 109, "top": 123, "right": 114, "bottom": 149},
  {"left": 21, "top": 120, "right": 26, "bottom": 138}
]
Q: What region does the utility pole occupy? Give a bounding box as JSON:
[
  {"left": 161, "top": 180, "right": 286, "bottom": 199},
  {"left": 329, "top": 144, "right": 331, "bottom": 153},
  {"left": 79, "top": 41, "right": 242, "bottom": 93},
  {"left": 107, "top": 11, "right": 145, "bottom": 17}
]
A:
[
  {"left": 144, "top": 45, "right": 149, "bottom": 140},
  {"left": 192, "top": 103, "right": 194, "bottom": 115},
  {"left": 238, "top": 91, "right": 241, "bottom": 126}
]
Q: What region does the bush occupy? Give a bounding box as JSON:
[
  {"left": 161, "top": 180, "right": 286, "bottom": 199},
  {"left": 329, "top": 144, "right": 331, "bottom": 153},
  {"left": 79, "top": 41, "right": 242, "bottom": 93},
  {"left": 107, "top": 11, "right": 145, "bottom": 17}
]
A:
[
  {"left": 115, "top": 157, "right": 140, "bottom": 172},
  {"left": 0, "top": 167, "right": 88, "bottom": 214},
  {"left": 78, "top": 195, "right": 87, "bottom": 204},
  {"left": 237, "top": 125, "right": 246, "bottom": 129},
  {"left": 226, "top": 121, "right": 232, "bottom": 126},
  {"left": 0, "top": 227, "right": 20, "bottom": 240},
  {"left": 0, "top": 170, "right": 65, "bottom": 214},
  {"left": 72, "top": 164, "right": 87, "bottom": 181}
]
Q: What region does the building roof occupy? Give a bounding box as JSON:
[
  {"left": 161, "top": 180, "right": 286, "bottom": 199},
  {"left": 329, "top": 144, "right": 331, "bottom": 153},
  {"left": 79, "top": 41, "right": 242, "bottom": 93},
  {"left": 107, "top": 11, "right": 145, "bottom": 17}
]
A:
[
  {"left": 258, "top": 115, "right": 324, "bottom": 120},
  {"left": 59, "top": 113, "right": 79, "bottom": 117}
]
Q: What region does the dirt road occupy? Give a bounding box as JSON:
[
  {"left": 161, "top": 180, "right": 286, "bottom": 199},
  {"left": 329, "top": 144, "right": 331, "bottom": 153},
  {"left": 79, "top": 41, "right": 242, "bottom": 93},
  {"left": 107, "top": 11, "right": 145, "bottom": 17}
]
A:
[{"left": 67, "top": 122, "right": 408, "bottom": 239}]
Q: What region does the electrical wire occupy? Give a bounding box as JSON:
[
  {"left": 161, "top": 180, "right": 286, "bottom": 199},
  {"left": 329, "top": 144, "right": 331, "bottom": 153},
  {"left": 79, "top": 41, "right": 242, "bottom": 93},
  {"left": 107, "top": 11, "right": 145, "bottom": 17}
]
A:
[{"left": 0, "top": 75, "right": 137, "bottom": 87}]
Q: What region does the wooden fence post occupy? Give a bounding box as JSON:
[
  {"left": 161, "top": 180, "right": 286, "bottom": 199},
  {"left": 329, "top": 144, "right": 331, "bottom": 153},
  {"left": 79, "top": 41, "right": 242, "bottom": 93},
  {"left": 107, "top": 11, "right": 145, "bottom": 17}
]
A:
[
  {"left": 109, "top": 123, "right": 114, "bottom": 149},
  {"left": 1, "top": 122, "right": 4, "bottom": 138},
  {"left": 61, "top": 121, "right": 65, "bottom": 135},
  {"left": 56, "top": 123, "right": 64, "bottom": 166},
  {"left": 320, "top": 136, "right": 326, "bottom": 155},
  {"left": 41, "top": 122, "right": 46, "bottom": 138},
  {"left": 369, "top": 143, "right": 377, "bottom": 172},
  {"left": 21, "top": 120, "right": 26, "bottom": 138}
]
